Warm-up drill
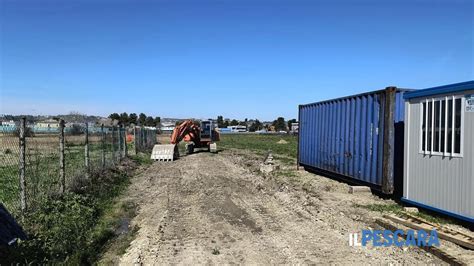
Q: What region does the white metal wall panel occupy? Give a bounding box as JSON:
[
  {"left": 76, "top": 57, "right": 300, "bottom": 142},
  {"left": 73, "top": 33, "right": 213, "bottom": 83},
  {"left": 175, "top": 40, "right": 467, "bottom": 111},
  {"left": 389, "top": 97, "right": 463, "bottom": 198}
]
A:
[{"left": 404, "top": 90, "right": 474, "bottom": 220}]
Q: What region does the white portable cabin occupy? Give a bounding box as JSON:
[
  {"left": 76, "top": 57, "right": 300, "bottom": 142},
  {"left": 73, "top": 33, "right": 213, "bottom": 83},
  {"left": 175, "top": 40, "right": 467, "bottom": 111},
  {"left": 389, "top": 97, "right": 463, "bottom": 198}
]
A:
[
  {"left": 227, "top": 125, "right": 247, "bottom": 132},
  {"left": 403, "top": 81, "right": 474, "bottom": 223}
]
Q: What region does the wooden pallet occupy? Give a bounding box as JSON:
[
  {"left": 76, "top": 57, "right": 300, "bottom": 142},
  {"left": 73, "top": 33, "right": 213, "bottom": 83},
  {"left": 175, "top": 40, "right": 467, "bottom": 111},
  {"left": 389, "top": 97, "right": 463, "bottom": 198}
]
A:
[
  {"left": 383, "top": 214, "right": 474, "bottom": 250},
  {"left": 375, "top": 218, "right": 467, "bottom": 266},
  {"left": 401, "top": 212, "right": 474, "bottom": 243}
]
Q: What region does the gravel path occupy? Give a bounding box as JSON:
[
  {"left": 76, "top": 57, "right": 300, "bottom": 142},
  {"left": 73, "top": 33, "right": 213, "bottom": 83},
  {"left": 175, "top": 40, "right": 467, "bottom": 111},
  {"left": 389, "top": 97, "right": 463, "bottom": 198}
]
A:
[{"left": 119, "top": 152, "right": 443, "bottom": 264}]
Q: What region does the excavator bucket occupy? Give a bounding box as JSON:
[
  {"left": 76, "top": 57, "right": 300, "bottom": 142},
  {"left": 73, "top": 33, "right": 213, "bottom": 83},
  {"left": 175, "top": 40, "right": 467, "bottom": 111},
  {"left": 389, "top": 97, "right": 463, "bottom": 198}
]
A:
[{"left": 151, "top": 144, "right": 179, "bottom": 161}]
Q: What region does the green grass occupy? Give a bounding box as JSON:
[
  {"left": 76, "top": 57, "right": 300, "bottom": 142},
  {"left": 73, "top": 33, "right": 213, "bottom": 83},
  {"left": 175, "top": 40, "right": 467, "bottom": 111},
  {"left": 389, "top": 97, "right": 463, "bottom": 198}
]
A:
[
  {"left": 354, "top": 203, "right": 452, "bottom": 225},
  {"left": 0, "top": 143, "right": 121, "bottom": 215},
  {"left": 274, "top": 169, "right": 299, "bottom": 179},
  {"left": 129, "top": 153, "right": 153, "bottom": 165},
  {"left": 414, "top": 211, "right": 454, "bottom": 225},
  {"left": 273, "top": 154, "right": 297, "bottom": 165},
  {"left": 356, "top": 203, "right": 404, "bottom": 213},
  {"left": 3, "top": 156, "right": 143, "bottom": 264},
  {"left": 0, "top": 138, "right": 143, "bottom": 264},
  {"left": 92, "top": 200, "right": 139, "bottom": 265},
  {"left": 219, "top": 134, "right": 297, "bottom": 158}
]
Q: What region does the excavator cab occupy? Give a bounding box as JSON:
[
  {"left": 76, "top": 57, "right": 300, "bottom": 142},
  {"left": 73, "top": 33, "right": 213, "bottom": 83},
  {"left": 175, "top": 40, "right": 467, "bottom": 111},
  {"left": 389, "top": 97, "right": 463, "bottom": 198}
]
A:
[
  {"left": 200, "top": 120, "right": 213, "bottom": 140},
  {"left": 199, "top": 120, "right": 219, "bottom": 143},
  {"left": 185, "top": 120, "right": 219, "bottom": 154}
]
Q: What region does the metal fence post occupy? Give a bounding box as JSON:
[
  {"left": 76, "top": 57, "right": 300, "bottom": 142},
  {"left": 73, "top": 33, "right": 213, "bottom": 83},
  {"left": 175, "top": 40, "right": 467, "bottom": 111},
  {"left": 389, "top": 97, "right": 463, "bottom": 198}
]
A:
[
  {"left": 118, "top": 125, "right": 121, "bottom": 160},
  {"left": 119, "top": 124, "right": 124, "bottom": 160},
  {"left": 148, "top": 129, "right": 151, "bottom": 148},
  {"left": 141, "top": 127, "right": 145, "bottom": 150},
  {"left": 138, "top": 127, "right": 142, "bottom": 152},
  {"left": 19, "top": 117, "right": 27, "bottom": 213},
  {"left": 59, "top": 119, "right": 65, "bottom": 194},
  {"left": 137, "top": 127, "right": 141, "bottom": 152},
  {"left": 150, "top": 129, "right": 154, "bottom": 147},
  {"left": 123, "top": 127, "right": 128, "bottom": 157},
  {"left": 112, "top": 126, "right": 116, "bottom": 163},
  {"left": 101, "top": 124, "right": 106, "bottom": 168},
  {"left": 133, "top": 127, "right": 138, "bottom": 154},
  {"left": 150, "top": 129, "right": 153, "bottom": 147},
  {"left": 146, "top": 129, "right": 149, "bottom": 148},
  {"left": 382, "top": 86, "right": 396, "bottom": 194},
  {"left": 85, "top": 123, "right": 90, "bottom": 179},
  {"left": 152, "top": 129, "right": 155, "bottom": 146},
  {"left": 116, "top": 125, "right": 120, "bottom": 161}
]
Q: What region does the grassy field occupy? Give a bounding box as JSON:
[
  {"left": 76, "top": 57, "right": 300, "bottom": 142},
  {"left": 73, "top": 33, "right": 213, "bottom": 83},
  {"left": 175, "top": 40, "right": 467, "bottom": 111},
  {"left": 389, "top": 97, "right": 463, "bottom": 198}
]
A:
[
  {"left": 218, "top": 133, "right": 298, "bottom": 163},
  {"left": 0, "top": 135, "right": 102, "bottom": 167},
  {"left": 3, "top": 154, "right": 150, "bottom": 264},
  {"left": 0, "top": 131, "right": 152, "bottom": 263},
  {"left": 0, "top": 134, "right": 124, "bottom": 214}
]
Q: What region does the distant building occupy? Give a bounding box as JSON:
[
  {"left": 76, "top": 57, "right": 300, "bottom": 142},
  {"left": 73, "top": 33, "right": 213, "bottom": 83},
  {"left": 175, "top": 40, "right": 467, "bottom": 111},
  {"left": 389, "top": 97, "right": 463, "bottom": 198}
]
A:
[
  {"left": 65, "top": 122, "right": 83, "bottom": 128},
  {"left": 144, "top": 126, "right": 157, "bottom": 130},
  {"left": 291, "top": 122, "right": 299, "bottom": 133},
  {"left": 227, "top": 125, "right": 247, "bottom": 132},
  {"left": 96, "top": 118, "right": 114, "bottom": 127},
  {"left": 35, "top": 119, "right": 59, "bottom": 128},
  {"left": 0, "top": 120, "right": 16, "bottom": 127},
  {"left": 160, "top": 122, "right": 175, "bottom": 133},
  {"left": 217, "top": 128, "right": 232, "bottom": 133},
  {"left": 262, "top": 122, "right": 273, "bottom": 130}
]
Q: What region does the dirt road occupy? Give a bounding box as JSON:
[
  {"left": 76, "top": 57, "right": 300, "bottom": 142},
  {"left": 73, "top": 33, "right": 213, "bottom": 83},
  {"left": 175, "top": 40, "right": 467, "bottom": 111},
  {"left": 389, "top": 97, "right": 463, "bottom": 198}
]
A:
[{"left": 118, "top": 151, "right": 442, "bottom": 264}]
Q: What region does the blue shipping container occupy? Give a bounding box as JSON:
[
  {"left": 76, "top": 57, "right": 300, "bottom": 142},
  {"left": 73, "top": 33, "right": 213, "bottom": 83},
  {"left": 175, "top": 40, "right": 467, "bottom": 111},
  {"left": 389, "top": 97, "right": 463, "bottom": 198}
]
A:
[{"left": 298, "top": 87, "right": 410, "bottom": 194}]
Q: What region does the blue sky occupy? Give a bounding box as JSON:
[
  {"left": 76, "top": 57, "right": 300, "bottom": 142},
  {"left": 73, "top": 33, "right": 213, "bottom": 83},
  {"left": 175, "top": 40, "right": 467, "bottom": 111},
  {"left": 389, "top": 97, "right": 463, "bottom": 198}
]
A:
[{"left": 1, "top": 0, "right": 473, "bottom": 121}]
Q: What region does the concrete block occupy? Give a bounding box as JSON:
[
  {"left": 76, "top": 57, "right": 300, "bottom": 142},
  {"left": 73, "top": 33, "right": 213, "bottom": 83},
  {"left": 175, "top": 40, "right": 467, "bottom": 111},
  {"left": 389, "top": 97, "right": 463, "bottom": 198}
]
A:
[
  {"left": 260, "top": 164, "right": 275, "bottom": 174},
  {"left": 348, "top": 186, "right": 371, "bottom": 194},
  {"left": 209, "top": 143, "right": 217, "bottom": 153},
  {"left": 403, "top": 207, "right": 419, "bottom": 213}
]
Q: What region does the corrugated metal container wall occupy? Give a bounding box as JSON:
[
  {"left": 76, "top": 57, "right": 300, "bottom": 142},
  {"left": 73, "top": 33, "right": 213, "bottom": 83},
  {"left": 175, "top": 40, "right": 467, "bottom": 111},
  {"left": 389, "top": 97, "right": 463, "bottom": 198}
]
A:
[{"left": 298, "top": 88, "right": 408, "bottom": 192}]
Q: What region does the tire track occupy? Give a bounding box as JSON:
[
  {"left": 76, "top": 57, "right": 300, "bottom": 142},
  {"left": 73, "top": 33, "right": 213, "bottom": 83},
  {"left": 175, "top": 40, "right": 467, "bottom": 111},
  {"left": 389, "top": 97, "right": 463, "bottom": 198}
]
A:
[{"left": 119, "top": 152, "right": 443, "bottom": 265}]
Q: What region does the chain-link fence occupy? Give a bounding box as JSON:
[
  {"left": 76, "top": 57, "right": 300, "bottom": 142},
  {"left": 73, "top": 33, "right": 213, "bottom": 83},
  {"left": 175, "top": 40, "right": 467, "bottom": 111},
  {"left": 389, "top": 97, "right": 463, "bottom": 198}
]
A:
[
  {"left": 133, "top": 127, "right": 157, "bottom": 153},
  {"left": 0, "top": 128, "right": 22, "bottom": 215},
  {"left": 0, "top": 118, "right": 157, "bottom": 217}
]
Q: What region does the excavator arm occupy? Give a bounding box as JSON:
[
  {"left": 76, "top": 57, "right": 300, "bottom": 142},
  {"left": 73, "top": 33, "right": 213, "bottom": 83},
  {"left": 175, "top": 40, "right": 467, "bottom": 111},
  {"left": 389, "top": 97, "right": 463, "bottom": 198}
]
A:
[{"left": 170, "top": 120, "right": 200, "bottom": 144}]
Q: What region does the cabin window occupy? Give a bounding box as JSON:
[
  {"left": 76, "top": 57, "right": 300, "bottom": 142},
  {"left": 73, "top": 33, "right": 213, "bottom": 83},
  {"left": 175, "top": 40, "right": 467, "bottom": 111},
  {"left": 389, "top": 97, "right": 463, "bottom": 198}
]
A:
[{"left": 420, "top": 96, "right": 464, "bottom": 157}]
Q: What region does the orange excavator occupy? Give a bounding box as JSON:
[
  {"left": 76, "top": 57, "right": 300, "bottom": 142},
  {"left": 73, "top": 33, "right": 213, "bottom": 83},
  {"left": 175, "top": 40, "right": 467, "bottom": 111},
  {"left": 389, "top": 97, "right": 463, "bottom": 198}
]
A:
[{"left": 151, "top": 120, "right": 220, "bottom": 161}]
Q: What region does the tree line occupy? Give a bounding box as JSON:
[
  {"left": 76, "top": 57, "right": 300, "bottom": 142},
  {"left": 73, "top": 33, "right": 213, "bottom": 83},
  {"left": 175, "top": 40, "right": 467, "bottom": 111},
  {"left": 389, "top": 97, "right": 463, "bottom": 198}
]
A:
[
  {"left": 107, "top": 113, "right": 296, "bottom": 131},
  {"left": 216, "top": 116, "right": 297, "bottom": 132},
  {"left": 269, "top": 117, "right": 297, "bottom": 132},
  {"left": 108, "top": 112, "right": 160, "bottom": 127}
]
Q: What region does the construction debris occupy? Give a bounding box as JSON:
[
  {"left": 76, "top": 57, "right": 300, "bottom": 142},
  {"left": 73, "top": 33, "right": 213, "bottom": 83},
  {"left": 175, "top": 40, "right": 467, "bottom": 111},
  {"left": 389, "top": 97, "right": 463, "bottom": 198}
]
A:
[
  {"left": 404, "top": 207, "right": 419, "bottom": 213},
  {"left": 375, "top": 217, "right": 469, "bottom": 265},
  {"left": 348, "top": 186, "right": 371, "bottom": 194},
  {"left": 384, "top": 213, "right": 474, "bottom": 250},
  {"left": 259, "top": 151, "right": 279, "bottom": 174}
]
